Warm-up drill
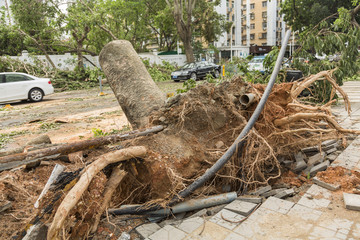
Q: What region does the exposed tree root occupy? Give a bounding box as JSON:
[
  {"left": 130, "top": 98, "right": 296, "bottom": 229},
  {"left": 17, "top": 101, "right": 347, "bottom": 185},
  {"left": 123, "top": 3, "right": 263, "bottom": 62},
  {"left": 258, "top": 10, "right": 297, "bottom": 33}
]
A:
[
  {"left": 90, "top": 166, "right": 127, "bottom": 234},
  {"left": 47, "top": 146, "right": 146, "bottom": 240}
]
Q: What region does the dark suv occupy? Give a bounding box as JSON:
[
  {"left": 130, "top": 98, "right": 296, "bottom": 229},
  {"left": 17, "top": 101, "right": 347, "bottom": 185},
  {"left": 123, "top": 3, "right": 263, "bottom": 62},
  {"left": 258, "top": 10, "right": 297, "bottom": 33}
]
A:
[{"left": 171, "top": 61, "right": 221, "bottom": 82}]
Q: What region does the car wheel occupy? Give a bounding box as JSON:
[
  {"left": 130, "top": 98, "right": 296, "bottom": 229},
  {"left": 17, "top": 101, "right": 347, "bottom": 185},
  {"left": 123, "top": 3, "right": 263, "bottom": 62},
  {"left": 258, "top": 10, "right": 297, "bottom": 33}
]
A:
[
  {"left": 190, "top": 73, "right": 197, "bottom": 81},
  {"left": 29, "top": 88, "right": 44, "bottom": 102},
  {"left": 213, "top": 70, "right": 220, "bottom": 78},
  {"left": 174, "top": 79, "right": 180, "bottom": 82}
]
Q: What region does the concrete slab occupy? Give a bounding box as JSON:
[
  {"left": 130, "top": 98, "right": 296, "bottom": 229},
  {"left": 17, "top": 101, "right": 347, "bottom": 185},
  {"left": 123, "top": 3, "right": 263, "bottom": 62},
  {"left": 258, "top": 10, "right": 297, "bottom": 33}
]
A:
[
  {"left": 310, "top": 160, "right": 330, "bottom": 176},
  {"left": 136, "top": 223, "right": 161, "bottom": 239},
  {"left": 308, "top": 152, "right": 325, "bottom": 166},
  {"left": 318, "top": 218, "right": 354, "bottom": 236},
  {"left": 177, "top": 217, "right": 205, "bottom": 234},
  {"left": 148, "top": 225, "right": 187, "bottom": 240},
  {"left": 274, "top": 188, "right": 295, "bottom": 199},
  {"left": 209, "top": 209, "right": 245, "bottom": 230},
  {"left": 287, "top": 204, "right": 322, "bottom": 221},
  {"left": 313, "top": 176, "right": 340, "bottom": 191},
  {"left": 236, "top": 196, "right": 262, "bottom": 204},
  {"left": 260, "top": 197, "right": 294, "bottom": 214},
  {"left": 343, "top": 193, "right": 360, "bottom": 211},
  {"left": 224, "top": 200, "right": 257, "bottom": 216},
  {"left": 250, "top": 185, "right": 271, "bottom": 196},
  {"left": 224, "top": 232, "right": 246, "bottom": 240},
  {"left": 297, "top": 194, "right": 331, "bottom": 209},
  {"left": 183, "top": 221, "right": 231, "bottom": 240}
]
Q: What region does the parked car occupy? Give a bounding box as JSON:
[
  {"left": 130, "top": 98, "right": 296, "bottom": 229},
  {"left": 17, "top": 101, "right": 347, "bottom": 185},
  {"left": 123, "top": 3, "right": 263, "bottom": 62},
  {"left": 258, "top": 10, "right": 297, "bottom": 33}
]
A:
[
  {"left": 248, "top": 55, "right": 266, "bottom": 73},
  {"left": 171, "top": 61, "right": 221, "bottom": 82},
  {"left": 0, "top": 72, "right": 54, "bottom": 103}
]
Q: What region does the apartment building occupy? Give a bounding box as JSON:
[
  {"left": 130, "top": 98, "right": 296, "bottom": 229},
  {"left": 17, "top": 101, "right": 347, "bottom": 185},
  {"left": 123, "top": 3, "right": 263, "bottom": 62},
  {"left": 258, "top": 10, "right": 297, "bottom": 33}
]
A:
[{"left": 215, "top": 0, "right": 288, "bottom": 59}]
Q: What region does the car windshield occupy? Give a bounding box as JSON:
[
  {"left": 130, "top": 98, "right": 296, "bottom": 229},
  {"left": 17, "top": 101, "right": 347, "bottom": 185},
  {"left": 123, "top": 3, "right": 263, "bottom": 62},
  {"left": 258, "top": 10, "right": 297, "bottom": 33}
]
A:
[{"left": 181, "top": 63, "right": 195, "bottom": 69}]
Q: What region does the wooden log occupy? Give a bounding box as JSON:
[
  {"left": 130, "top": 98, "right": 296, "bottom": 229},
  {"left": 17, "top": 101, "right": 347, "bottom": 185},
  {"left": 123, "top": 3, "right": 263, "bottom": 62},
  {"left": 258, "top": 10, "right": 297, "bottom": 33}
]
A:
[
  {"left": 90, "top": 166, "right": 127, "bottom": 233},
  {"left": 47, "top": 146, "right": 147, "bottom": 240},
  {"left": 34, "top": 164, "right": 66, "bottom": 209},
  {"left": 0, "top": 125, "right": 163, "bottom": 172}
]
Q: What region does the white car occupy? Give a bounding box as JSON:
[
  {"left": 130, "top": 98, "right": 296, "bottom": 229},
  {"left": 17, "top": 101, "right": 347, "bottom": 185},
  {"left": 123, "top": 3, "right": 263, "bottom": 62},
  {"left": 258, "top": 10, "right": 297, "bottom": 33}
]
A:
[{"left": 0, "top": 72, "right": 54, "bottom": 103}]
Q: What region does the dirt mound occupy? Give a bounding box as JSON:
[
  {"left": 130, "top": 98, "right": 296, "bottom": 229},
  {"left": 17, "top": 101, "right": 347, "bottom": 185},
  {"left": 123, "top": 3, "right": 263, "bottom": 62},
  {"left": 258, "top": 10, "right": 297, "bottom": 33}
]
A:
[{"left": 317, "top": 166, "right": 360, "bottom": 192}]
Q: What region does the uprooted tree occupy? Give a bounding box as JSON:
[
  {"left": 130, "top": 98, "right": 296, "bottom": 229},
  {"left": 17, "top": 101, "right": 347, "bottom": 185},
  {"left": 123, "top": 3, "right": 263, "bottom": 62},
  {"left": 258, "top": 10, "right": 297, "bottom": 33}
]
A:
[
  {"left": 10, "top": 3, "right": 360, "bottom": 239},
  {"left": 9, "top": 37, "right": 359, "bottom": 239}
]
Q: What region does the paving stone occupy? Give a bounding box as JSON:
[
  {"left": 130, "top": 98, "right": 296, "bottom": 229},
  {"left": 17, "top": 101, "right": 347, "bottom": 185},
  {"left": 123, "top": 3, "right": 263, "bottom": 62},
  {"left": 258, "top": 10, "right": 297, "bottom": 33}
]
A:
[
  {"left": 224, "top": 232, "right": 246, "bottom": 240},
  {"left": 351, "top": 223, "right": 360, "bottom": 238},
  {"left": 206, "top": 204, "right": 226, "bottom": 216},
  {"left": 136, "top": 223, "right": 161, "bottom": 239},
  {"left": 177, "top": 217, "right": 205, "bottom": 234},
  {"left": 309, "top": 226, "right": 337, "bottom": 239},
  {"left": 183, "top": 221, "right": 231, "bottom": 240},
  {"left": 260, "top": 197, "right": 294, "bottom": 214},
  {"left": 306, "top": 184, "right": 333, "bottom": 199},
  {"left": 326, "top": 147, "right": 337, "bottom": 155},
  {"left": 294, "top": 152, "right": 305, "bottom": 162},
  {"left": 250, "top": 185, "right": 272, "bottom": 196},
  {"left": 246, "top": 207, "right": 275, "bottom": 222},
  {"left": 236, "top": 196, "right": 262, "bottom": 204},
  {"left": 313, "top": 176, "right": 340, "bottom": 191},
  {"left": 302, "top": 146, "right": 319, "bottom": 154},
  {"left": 233, "top": 219, "right": 265, "bottom": 238},
  {"left": 261, "top": 188, "right": 287, "bottom": 198},
  {"left": 318, "top": 218, "right": 354, "bottom": 236},
  {"left": 188, "top": 209, "right": 208, "bottom": 218},
  {"left": 308, "top": 152, "right": 325, "bottom": 166},
  {"left": 343, "top": 193, "right": 360, "bottom": 211},
  {"left": 224, "top": 200, "right": 257, "bottom": 216},
  {"left": 297, "top": 194, "right": 331, "bottom": 209},
  {"left": 274, "top": 188, "right": 295, "bottom": 199},
  {"left": 327, "top": 154, "right": 338, "bottom": 162},
  {"left": 148, "top": 225, "right": 187, "bottom": 240},
  {"left": 209, "top": 209, "right": 245, "bottom": 230},
  {"left": 322, "top": 142, "right": 339, "bottom": 151},
  {"left": 310, "top": 160, "right": 330, "bottom": 176},
  {"left": 287, "top": 204, "right": 322, "bottom": 221},
  {"left": 294, "top": 160, "right": 307, "bottom": 172},
  {"left": 322, "top": 139, "right": 338, "bottom": 147}
]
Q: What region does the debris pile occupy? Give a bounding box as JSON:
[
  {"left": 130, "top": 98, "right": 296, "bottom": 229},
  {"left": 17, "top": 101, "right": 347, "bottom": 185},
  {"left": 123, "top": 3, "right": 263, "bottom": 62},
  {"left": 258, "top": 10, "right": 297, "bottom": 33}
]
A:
[{"left": 1, "top": 40, "right": 360, "bottom": 239}]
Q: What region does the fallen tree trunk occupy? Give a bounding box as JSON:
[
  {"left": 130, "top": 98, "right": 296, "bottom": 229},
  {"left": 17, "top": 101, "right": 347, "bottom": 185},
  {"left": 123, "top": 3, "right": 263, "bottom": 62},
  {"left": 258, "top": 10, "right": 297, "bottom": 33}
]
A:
[
  {"left": 47, "top": 146, "right": 147, "bottom": 240},
  {"left": 99, "top": 40, "right": 166, "bottom": 129},
  {"left": 0, "top": 125, "right": 163, "bottom": 172}
]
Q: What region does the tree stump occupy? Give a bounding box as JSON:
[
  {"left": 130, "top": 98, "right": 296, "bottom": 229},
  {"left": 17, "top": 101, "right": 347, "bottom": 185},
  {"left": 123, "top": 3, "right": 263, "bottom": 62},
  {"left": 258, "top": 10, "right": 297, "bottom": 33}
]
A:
[{"left": 99, "top": 40, "right": 166, "bottom": 129}]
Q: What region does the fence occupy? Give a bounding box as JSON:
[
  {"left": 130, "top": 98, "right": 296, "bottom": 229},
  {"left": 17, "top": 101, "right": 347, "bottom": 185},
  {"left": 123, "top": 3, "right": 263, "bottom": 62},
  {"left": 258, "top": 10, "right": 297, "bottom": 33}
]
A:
[{"left": 8, "top": 51, "right": 187, "bottom": 71}]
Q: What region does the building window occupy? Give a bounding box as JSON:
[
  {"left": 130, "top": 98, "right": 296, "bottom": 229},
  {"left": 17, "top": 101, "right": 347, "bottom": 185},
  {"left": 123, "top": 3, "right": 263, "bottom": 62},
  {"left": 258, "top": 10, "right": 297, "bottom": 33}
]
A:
[
  {"left": 232, "top": 0, "right": 234, "bottom": 7},
  {"left": 262, "top": 1, "right": 267, "bottom": 7},
  {"left": 227, "top": 13, "right": 230, "bottom": 20},
  {"left": 250, "top": 34, "right": 255, "bottom": 40},
  {"left": 262, "top": 33, "right": 267, "bottom": 39},
  {"left": 250, "top": 3, "right": 255, "bottom": 9},
  {"left": 262, "top": 11, "right": 267, "bottom": 18},
  {"left": 262, "top": 22, "right": 267, "bottom": 29},
  {"left": 232, "top": 14, "right": 235, "bottom": 21},
  {"left": 250, "top": 23, "right": 255, "bottom": 29},
  {"left": 250, "top": 13, "right": 255, "bottom": 20}
]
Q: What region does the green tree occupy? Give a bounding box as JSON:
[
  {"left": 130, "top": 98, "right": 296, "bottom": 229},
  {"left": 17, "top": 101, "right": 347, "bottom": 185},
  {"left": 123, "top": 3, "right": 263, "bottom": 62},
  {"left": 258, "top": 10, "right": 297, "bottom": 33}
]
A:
[
  {"left": 282, "top": 0, "right": 360, "bottom": 85},
  {"left": 10, "top": 0, "right": 62, "bottom": 68},
  {"left": 165, "top": 0, "right": 226, "bottom": 63}
]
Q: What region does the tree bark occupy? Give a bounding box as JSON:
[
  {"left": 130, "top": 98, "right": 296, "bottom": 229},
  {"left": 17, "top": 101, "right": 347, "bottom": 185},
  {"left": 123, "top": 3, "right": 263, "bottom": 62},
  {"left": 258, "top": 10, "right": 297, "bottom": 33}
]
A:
[
  {"left": 0, "top": 125, "right": 163, "bottom": 172},
  {"left": 99, "top": 40, "right": 166, "bottom": 129},
  {"left": 167, "top": 0, "right": 196, "bottom": 63}
]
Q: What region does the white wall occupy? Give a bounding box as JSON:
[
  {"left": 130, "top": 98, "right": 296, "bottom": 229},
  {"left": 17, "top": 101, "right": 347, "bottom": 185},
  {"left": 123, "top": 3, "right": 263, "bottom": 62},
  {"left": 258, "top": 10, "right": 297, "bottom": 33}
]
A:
[
  {"left": 7, "top": 51, "right": 184, "bottom": 71},
  {"left": 214, "top": 0, "right": 227, "bottom": 48},
  {"left": 267, "top": 0, "right": 277, "bottom": 46}
]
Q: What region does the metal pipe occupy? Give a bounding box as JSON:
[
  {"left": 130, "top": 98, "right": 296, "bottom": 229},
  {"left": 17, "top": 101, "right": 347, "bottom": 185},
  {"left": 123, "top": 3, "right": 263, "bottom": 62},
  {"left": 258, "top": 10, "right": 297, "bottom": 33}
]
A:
[
  {"left": 110, "top": 30, "right": 292, "bottom": 216},
  {"left": 108, "top": 192, "right": 237, "bottom": 216},
  {"left": 239, "top": 93, "right": 256, "bottom": 108}
]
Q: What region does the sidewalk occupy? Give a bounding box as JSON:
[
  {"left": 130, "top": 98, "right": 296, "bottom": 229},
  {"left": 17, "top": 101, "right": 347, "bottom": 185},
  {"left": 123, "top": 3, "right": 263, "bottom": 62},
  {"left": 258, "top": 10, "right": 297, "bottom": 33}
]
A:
[{"left": 140, "top": 81, "right": 360, "bottom": 240}]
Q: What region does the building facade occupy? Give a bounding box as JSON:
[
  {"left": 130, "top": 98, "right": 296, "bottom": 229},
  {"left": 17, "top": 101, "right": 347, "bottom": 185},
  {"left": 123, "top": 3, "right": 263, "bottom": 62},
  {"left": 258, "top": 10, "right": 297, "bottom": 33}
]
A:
[{"left": 215, "top": 0, "right": 288, "bottom": 59}]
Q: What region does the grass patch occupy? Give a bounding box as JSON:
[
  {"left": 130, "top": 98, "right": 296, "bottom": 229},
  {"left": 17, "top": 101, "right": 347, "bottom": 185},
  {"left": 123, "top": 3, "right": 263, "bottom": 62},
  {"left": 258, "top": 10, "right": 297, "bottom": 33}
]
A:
[
  {"left": 0, "top": 130, "right": 29, "bottom": 149},
  {"left": 91, "top": 125, "right": 132, "bottom": 138},
  {"left": 40, "top": 122, "right": 62, "bottom": 131}
]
